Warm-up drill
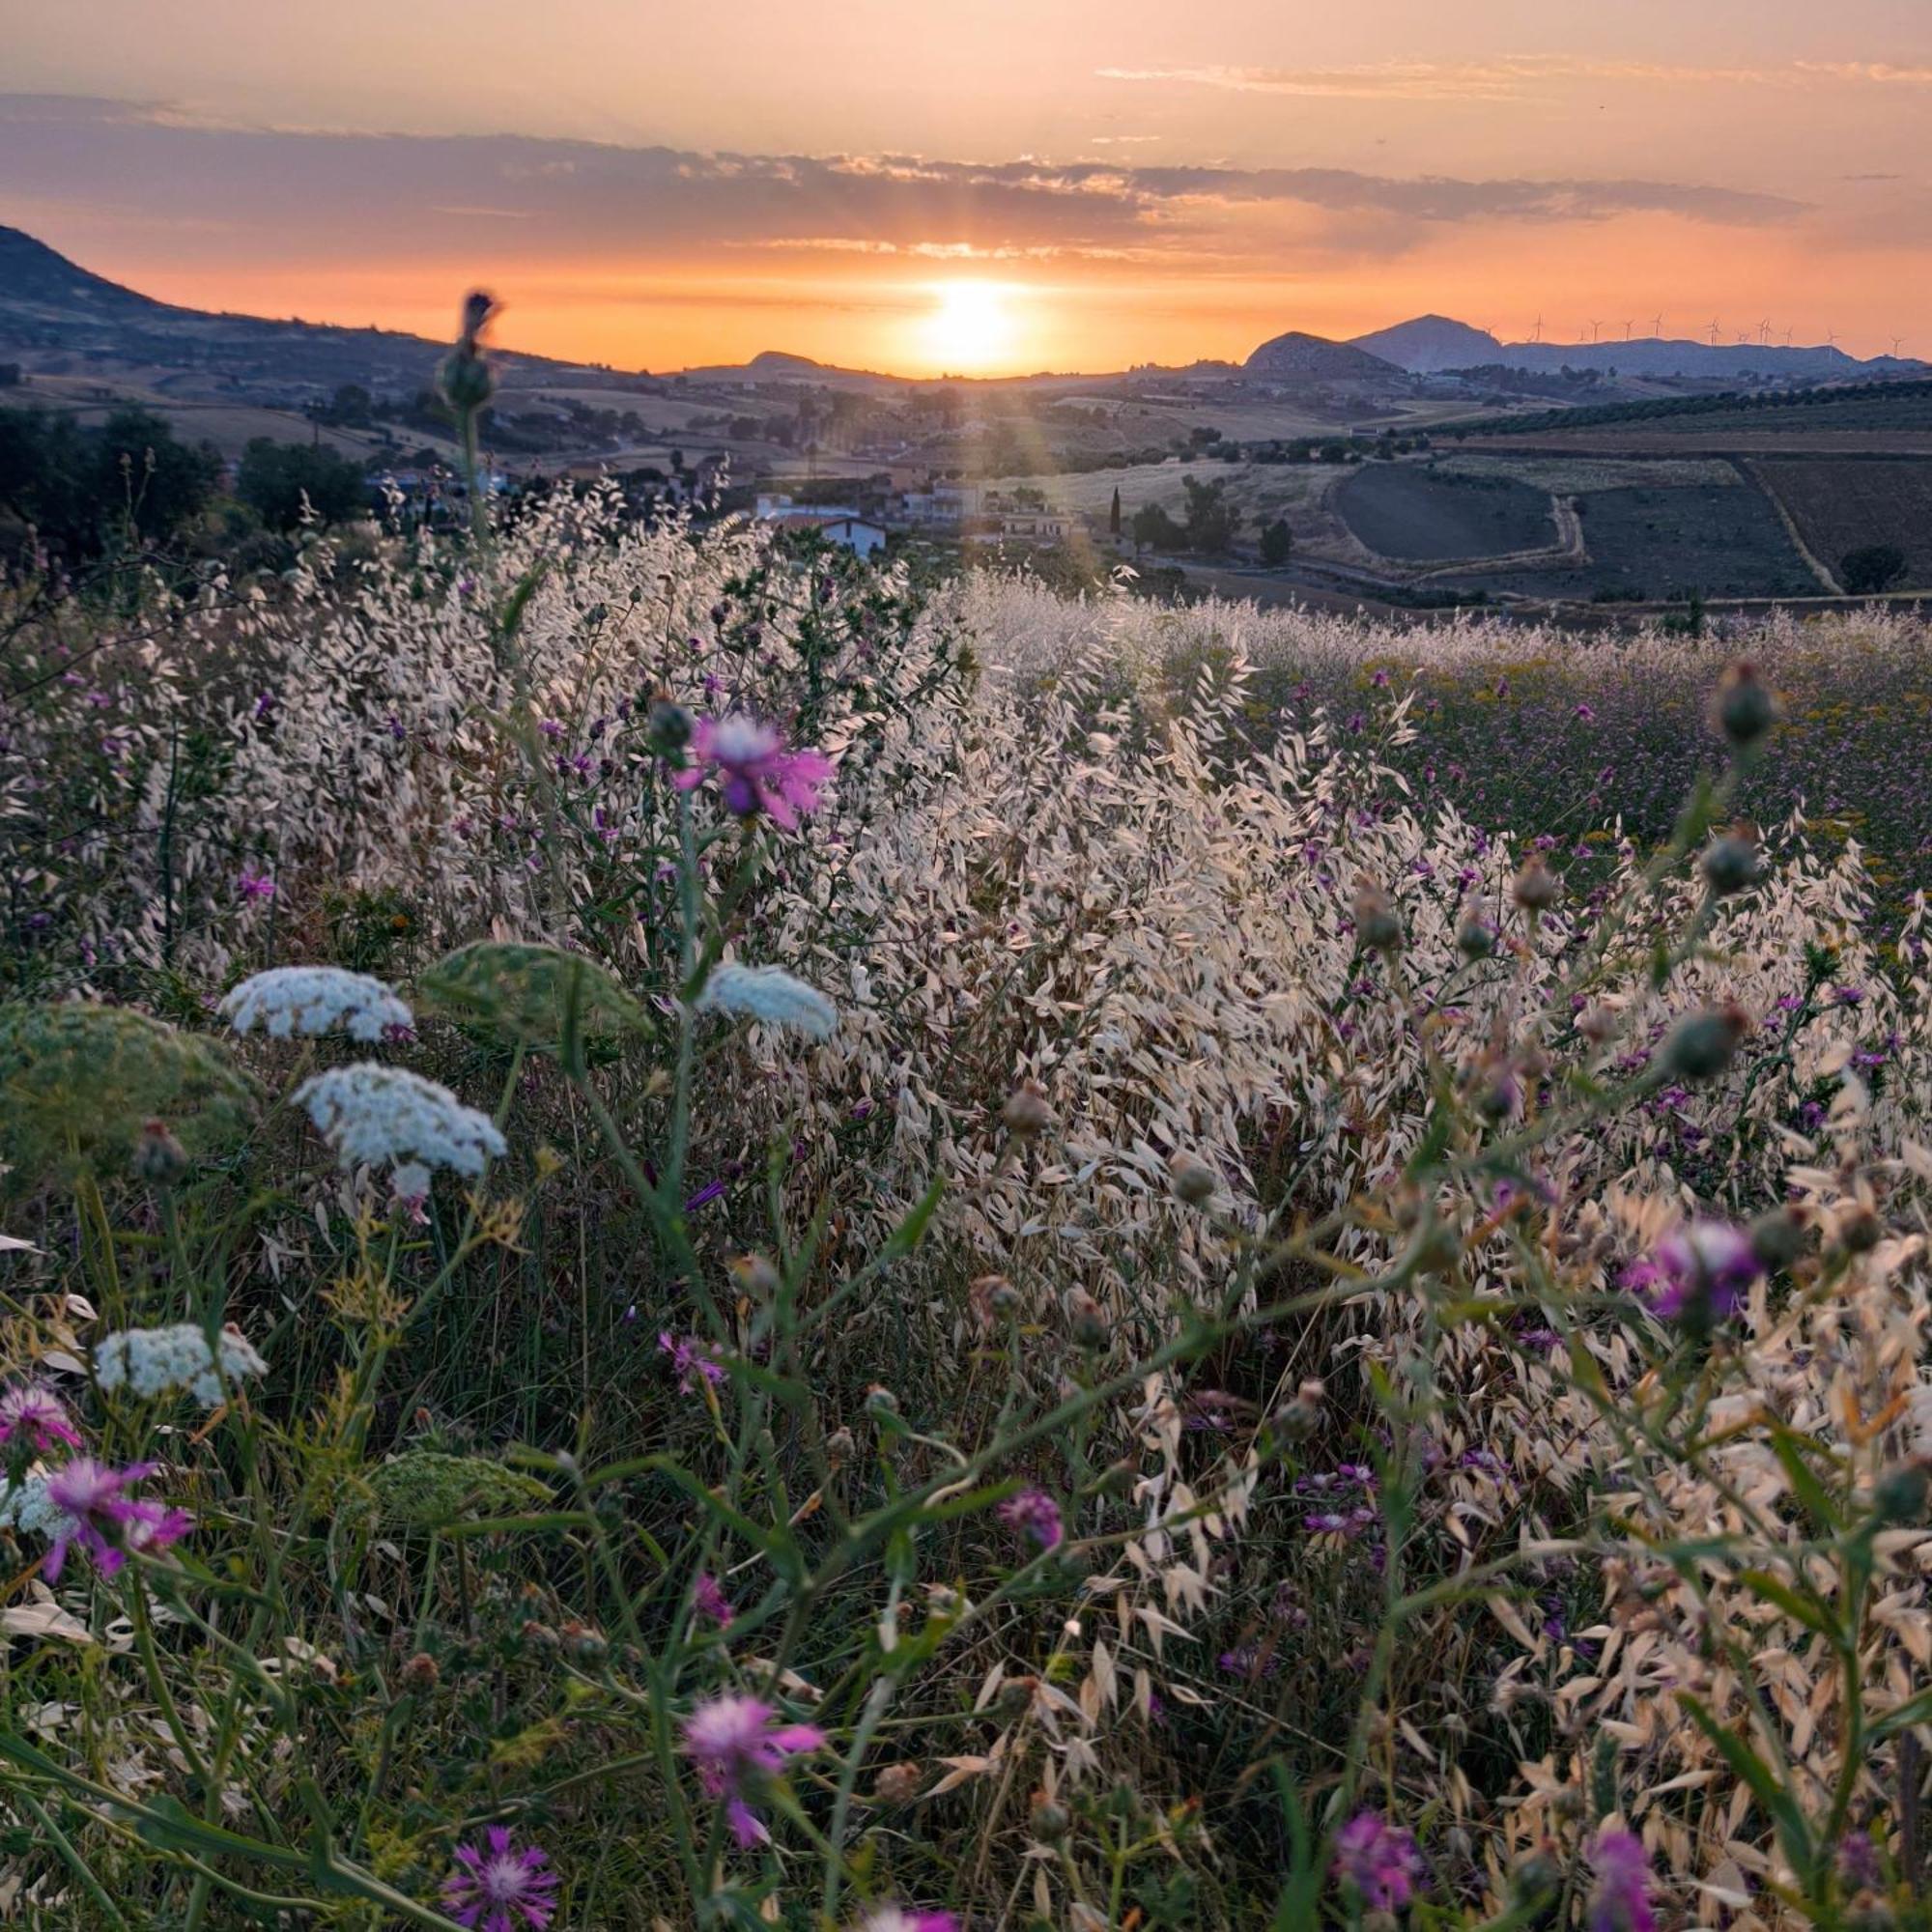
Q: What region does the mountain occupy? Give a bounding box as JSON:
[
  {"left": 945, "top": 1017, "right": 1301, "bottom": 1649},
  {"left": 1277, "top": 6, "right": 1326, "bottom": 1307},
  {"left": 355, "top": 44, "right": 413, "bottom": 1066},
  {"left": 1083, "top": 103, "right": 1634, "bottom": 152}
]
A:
[
  {"left": 1243, "top": 330, "right": 1401, "bottom": 382},
  {"left": 1351, "top": 306, "right": 1923, "bottom": 382},
  {"left": 1350, "top": 315, "right": 1501, "bottom": 373},
  {"left": 0, "top": 225, "right": 629, "bottom": 400}
]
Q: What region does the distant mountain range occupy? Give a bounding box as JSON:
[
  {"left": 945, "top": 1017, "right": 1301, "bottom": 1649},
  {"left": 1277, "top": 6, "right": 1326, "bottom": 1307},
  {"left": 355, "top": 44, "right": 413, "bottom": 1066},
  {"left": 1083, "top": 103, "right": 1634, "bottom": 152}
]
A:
[
  {"left": 1345, "top": 310, "right": 1922, "bottom": 382},
  {"left": 0, "top": 223, "right": 1922, "bottom": 400}
]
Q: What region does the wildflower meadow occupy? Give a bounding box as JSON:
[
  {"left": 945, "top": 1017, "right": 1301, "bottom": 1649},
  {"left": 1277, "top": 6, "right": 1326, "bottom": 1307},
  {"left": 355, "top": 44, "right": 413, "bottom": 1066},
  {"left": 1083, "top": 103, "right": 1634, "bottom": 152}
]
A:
[{"left": 2, "top": 319, "right": 1930, "bottom": 1930}]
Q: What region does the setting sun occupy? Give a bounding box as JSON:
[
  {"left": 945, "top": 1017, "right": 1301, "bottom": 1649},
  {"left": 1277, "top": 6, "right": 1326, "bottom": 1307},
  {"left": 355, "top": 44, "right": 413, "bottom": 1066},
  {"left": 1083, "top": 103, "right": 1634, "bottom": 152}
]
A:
[{"left": 919, "top": 279, "right": 1023, "bottom": 373}]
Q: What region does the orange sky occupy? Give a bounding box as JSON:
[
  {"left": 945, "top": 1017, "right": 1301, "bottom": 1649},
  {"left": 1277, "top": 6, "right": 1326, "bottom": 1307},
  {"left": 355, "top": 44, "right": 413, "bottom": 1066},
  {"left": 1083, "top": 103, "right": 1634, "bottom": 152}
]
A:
[{"left": 4, "top": 0, "right": 1929, "bottom": 373}]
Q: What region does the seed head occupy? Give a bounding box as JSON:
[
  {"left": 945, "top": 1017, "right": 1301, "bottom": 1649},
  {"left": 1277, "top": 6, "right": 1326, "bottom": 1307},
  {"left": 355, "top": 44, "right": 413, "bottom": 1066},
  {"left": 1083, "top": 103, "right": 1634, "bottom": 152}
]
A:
[
  {"left": 1662, "top": 1002, "right": 1751, "bottom": 1081},
  {"left": 399, "top": 1652, "right": 440, "bottom": 1693},
  {"left": 130, "top": 1118, "right": 188, "bottom": 1186},
  {"left": 1456, "top": 916, "right": 1496, "bottom": 959},
  {"left": 1512, "top": 857, "right": 1560, "bottom": 913},
  {"left": 1063, "top": 1289, "right": 1110, "bottom": 1350},
  {"left": 1001, "top": 1081, "right": 1053, "bottom": 1137},
  {"left": 1713, "top": 660, "right": 1779, "bottom": 746},
  {"left": 871, "top": 1761, "right": 924, "bottom": 1804},
  {"left": 1029, "top": 1794, "right": 1071, "bottom": 1842},
  {"left": 1352, "top": 884, "right": 1402, "bottom": 952},
  {"left": 1167, "top": 1150, "right": 1218, "bottom": 1207}
]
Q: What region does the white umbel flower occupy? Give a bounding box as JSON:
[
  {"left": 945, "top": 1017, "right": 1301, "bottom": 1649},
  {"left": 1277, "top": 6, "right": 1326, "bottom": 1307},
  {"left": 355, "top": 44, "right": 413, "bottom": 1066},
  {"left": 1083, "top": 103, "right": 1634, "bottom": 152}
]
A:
[
  {"left": 696, "top": 964, "right": 838, "bottom": 1041},
  {"left": 0, "top": 1474, "right": 70, "bottom": 1540},
  {"left": 294, "top": 1064, "right": 508, "bottom": 1177},
  {"left": 220, "top": 966, "right": 412, "bottom": 1042},
  {"left": 95, "top": 1322, "right": 269, "bottom": 1407}
]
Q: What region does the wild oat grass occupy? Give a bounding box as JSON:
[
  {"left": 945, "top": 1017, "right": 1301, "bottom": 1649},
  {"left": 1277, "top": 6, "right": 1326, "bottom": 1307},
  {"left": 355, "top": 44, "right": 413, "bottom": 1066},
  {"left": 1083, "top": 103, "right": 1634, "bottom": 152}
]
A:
[{"left": 2, "top": 404, "right": 1930, "bottom": 1928}]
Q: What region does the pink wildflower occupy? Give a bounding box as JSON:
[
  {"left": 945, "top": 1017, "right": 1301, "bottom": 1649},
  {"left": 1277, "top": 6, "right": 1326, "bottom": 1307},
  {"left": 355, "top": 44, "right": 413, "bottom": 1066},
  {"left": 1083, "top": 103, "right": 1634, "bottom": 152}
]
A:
[
  {"left": 1586, "top": 1829, "right": 1656, "bottom": 1932},
  {"left": 1625, "top": 1220, "right": 1761, "bottom": 1321},
  {"left": 681, "top": 1692, "right": 825, "bottom": 1847},
  {"left": 1333, "top": 1810, "right": 1424, "bottom": 1911},
  {"left": 692, "top": 1572, "right": 734, "bottom": 1628},
  {"left": 0, "top": 1383, "right": 82, "bottom": 1455},
  {"left": 659, "top": 1332, "right": 726, "bottom": 1394},
  {"left": 997, "top": 1487, "right": 1063, "bottom": 1551},
  {"left": 43, "top": 1458, "right": 191, "bottom": 1579},
  {"left": 672, "top": 715, "right": 834, "bottom": 829},
  {"left": 854, "top": 1913, "right": 958, "bottom": 1932},
  {"left": 237, "top": 867, "right": 276, "bottom": 901},
  {"left": 441, "top": 1827, "right": 559, "bottom": 1932}
]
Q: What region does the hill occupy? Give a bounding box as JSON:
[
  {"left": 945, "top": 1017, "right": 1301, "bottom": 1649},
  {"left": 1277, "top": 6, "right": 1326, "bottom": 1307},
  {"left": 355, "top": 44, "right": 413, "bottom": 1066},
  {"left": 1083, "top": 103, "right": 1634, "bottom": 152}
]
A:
[
  {"left": 0, "top": 224, "right": 625, "bottom": 402},
  {"left": 1350, "top": 314, "right": 1502, "bottom": 372},
  {"left": 1243, "top": 329, "right": 1402, "bottom": 382}
]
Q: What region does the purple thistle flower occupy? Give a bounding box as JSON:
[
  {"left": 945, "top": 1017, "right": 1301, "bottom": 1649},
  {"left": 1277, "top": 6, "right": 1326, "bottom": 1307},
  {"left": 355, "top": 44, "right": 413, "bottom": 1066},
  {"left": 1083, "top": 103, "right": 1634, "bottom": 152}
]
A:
[
  {"left": 997, "top": 1488, "right": 1063, "bottom": 1551},
  {"left": 43, "top": 1458, "right": 191, "bottom": 1579},
  {"left": 853, "top": 1912, "right": 958, "bottom": 1932},
  {"left": 441, "top": 1827, "right": 559, "bottom": 1932},
  {"left": 1586, "top": 1829, "right": 1656, "bottom": 1932},
  {"left": 681, "top": 1692, "right": 825, "bottom": 1847},
  {"left": 692, "top": 1572, "right": 734, "bottom": 1628},
  {"left": 1836, "top": 1830, "right": 1884, "bottom": 1891},
  {"left": 1332, "top": 1811, "right": 1424, "bottom": 1911},
  {"left": 1624, "top": 1220, "right": 1762, "bottom": 1321},
  {"left": 0, "top": 1383, "right": 83, "bottom": 1455},
  {"left": 237, "top": 867, "right": 276, "bottom": 902},
  {"left": 658, "top": 1332, "right": 726, "bottom": 1394},
  {"left": 673, "top": 715, "right": 835, "bottom": 830}
]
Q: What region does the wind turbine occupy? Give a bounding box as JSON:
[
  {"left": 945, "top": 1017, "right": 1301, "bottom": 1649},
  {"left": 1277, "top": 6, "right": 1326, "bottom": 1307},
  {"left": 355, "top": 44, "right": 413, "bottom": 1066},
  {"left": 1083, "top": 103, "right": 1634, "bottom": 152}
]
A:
[
  {"left": 1781, "top": 326, "right": 1793, "bottom": 347},
  {"left": 1826, "top": 328, "right": 1840, "bottom": 348},
  {"left": 1589, "top": 320, "right": 1604, "bottom": 343},
  {"left": 1707, "top": 319, "right": 1722, "bottom": 345},
  {"left": 1623, "top": 319, "right": 1634, "bottom": 340},
  {"left": 1652, "top": 313, "right": 1664, "bottom": 337},
  {"left": 1531, "top": 313, "right": 1544, "bottom": 343},
  {"left": 1757, "top": 318, "right": 1772, "bottom": 345}
]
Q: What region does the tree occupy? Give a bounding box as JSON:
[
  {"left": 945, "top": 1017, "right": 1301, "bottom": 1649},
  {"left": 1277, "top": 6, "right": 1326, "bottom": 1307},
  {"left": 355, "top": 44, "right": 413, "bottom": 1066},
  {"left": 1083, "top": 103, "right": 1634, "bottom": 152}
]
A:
[
  {"left": 1179, "top": 474, "right": 1241, "bottom": 556},
  {"left": 1130, "top": 501, "right": 1184, "bottom": 554},
  {"left": 1840, "top": 543, "right": 1908, "bottom": 594},
  {"left": 1259, "top": 517, "right": 1293, "bottom": 567},
  {"left": 326, "top": 384, "right": 373, "bottom": 425},
  {"left": 237, "top": 438, "right": 371, "bottom": 531},
  {"left": 90, "top": 408, "right": 221, "bottom": 543},
  {"left": 1108, "top": 486, "right": 1122, "bottom": 539}
]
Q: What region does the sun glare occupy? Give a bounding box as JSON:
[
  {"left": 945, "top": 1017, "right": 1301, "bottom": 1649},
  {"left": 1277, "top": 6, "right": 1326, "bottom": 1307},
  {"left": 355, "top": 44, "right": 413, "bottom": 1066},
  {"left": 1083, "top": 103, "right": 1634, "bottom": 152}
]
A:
[{"left": 920, "top": 279, "right": 1022, "bottom": 373}]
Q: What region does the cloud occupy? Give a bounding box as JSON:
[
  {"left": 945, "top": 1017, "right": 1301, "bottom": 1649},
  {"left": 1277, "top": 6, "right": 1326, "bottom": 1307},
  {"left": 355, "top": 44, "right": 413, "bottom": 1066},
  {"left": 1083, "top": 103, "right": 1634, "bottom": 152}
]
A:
[
  {"left": 1098, "top": 57, "right": 1932, "bottom": 100},
  {"left": 0, "top": 90, "right": 1809, "bottom": 277}
]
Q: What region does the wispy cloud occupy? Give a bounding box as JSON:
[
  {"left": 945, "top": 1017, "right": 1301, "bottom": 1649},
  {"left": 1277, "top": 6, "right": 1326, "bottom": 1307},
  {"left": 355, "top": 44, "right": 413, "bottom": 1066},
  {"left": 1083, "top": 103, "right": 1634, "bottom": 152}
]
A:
[{"left": 1099, "top": 57, "right": 1932, "bottom": 101}]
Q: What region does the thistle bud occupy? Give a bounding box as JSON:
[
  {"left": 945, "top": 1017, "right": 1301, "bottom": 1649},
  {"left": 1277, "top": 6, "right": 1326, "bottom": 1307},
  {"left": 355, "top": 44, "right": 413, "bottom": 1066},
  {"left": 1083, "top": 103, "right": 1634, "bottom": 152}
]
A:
[
  {"left": 970, "top": 1273, "right": 1022, "bottom": 1327},
  {"left": 1029, "top": 1793, "right": 1071, "bottom": 1842},
  {"left": 559, "top": 1620, "right": 608, "bottom": 1663},
  {"left": 864, "top": 1384, "right": 899, "bottom": 1417},
  {"left": 1701, "top": 822, "right": 1762, "bottom": 896},
  {"left": 870, "top": 1761, "right": 923, "bottom": 1804},
  {"left": 1748, "top": 1207, "right": 1806, "bottom": 1272},
  {"left": 1837, "top": 1205, "right": 1883, "bottom": 1255},
  {"left": 1713, "top": 660, "right": 1779, "bottom": 747},
  {"left": 1001, "top": 1080, "right": 1053, "bottom": 1137},
  {"left": 1873, "top": 1461, "right": 1930, "bottom": 1524},
  {"left": 1512, "top": 856, "right": 1560, "bottom": 913},
  {"left": 1508, "top": 1842, "right": 1563, "bottom": 1904},
  {"left": 1456, "top": 916, "right": 1496, "bottom": 959},
  {"left": 996, "top": 1674, "right": 1037, "bottom": 1715},
  {"left": 1352, "top": 884, "right": 1402, "bottom": 952},
  {"left": 130, "top": 1118, "right": 188, "bottom": 1186},
  {"left": 646, "top": 698, "right": 694, "bottom": 755},
  {"left": 824, "top": 1425, "right": 856, "bottom": 1466},
  {"left": 1063, "top": 1289, "right": 1110, "bottom": 1350},
  {"left": 399, "top": 1651, "right": 440, "bottom": 1693},
  {"left": 1271, "top": 1379, "right": 1324, "bottom": 1443},
  {"left": 1167, "top": 1150, "right": 1218, "bottom": 1207},
  {"left": 1662, "top": 1002, "right": 1750, "bottom": 1081}
]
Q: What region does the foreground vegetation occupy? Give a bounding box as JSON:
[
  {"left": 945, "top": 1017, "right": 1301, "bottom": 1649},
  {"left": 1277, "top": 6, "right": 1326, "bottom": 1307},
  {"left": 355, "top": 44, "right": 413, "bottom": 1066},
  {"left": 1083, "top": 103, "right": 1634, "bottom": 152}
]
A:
[{"left": 3, "top": 366, "right": 1931, "bottom": 1928}]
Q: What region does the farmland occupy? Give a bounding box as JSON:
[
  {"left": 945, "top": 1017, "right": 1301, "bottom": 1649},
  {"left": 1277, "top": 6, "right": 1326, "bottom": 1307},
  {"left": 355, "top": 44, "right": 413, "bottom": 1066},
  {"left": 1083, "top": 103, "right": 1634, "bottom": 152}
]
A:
[
  {"left": 1749, "top": 456, "right": 1932, "bottom": 588},
  {"left": 1333, "top": 463, "right": 1554, "bottom": 560}
]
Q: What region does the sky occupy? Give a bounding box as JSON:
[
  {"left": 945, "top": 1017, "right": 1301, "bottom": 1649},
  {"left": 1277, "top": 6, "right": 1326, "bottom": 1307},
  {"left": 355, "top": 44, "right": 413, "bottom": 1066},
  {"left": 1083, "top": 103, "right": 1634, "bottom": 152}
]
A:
[{"left": 1, "top": 0, "right": 1929, "bottom": 376}]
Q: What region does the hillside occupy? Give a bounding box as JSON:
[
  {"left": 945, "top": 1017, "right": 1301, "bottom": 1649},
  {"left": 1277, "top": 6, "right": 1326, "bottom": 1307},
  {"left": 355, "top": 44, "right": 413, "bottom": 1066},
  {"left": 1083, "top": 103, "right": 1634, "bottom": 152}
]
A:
[
  {"left": 1243, "top": 329, "right": 1402, "bottom": 382},
  {"left": 1350, "top": 314, "right": 1502, "bottom": 372},
  {"left": 0, "top": 225, "right": 624, "bottom": 402}
]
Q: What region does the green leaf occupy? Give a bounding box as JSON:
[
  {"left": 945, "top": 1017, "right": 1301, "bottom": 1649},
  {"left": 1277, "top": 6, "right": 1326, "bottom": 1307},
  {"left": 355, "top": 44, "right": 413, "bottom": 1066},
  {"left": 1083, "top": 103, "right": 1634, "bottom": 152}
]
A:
[{"left": 1678, "top": 1693, "right": 1813, "bottom": 1876}]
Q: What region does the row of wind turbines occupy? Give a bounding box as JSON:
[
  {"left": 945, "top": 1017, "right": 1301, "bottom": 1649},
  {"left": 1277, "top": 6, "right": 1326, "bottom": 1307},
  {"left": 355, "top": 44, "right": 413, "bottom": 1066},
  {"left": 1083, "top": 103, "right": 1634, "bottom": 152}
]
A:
[{"left": 1509, "top": 314, "right": 1907, "bottom": 355}]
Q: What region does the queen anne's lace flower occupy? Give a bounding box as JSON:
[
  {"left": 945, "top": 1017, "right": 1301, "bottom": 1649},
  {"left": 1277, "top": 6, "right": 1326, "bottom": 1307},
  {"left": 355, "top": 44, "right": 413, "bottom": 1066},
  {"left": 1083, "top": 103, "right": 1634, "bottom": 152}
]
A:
[
  {"left": 94, "top": 1322, "right": 269, "bottom": 1407},
  {"left": 696, "top": 964, "right": 838, "bottom": 1041},
  {"left": 220, "top": 966, "right": 413, "bottom": 1042},
  {"left": 294, "top": 1065, "right": 507, "bottom": 1178},
  {"left": 0, "top": 1473, "right": 71, "bottom": 1540}
]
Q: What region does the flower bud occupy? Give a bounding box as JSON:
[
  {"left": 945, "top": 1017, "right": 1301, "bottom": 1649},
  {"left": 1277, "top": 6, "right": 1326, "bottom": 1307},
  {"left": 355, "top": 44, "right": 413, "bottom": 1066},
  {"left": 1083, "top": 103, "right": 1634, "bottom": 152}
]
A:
[
  {"left": 1456, "top": 916, "right": 1496, "bottom": 959},
  {"left": 1352, "top": 884, "right": 1402, "bottom": 952},
  {"left": 646, "top": 699, "right": 694, "bottom": 755},
  {"left": 1837, "top": 1205, "right": 1883, "bottom": 1255},
  {"left": 1512, "top": 856, "right": 1560, "bottom": 913},
  {"left": 1713, "top": 660, "right": 1779, "bottom": 747},
  {"left": 1701, "top": 823, "right": 1762, "bottom": 896},
  {"left": 1001, "top": 1080, "right": 1053, "bottom": 1137},
  {"left": 131, "top": 1117, "right": 188, "bottom": 1186},
  {"left": 1662, "top": 1002, "right": 1750, "bottom": 1081},
  {"left": 1029, "top": 1793, "right": 1071, "bottom": 1842},
  {"left": 1873, "top": 1461, "right": 1929, "bottom": 1524},
  {"left": 1063, "top": 1289, "right": 1110, "bottom": 1350},
  {"left": 559, "top": 1620, "right": 608, "bottom": 1663},
  {"left": 1167, "top": 1150, "right": 1218, "bottom": 1207},
  {"left": 1509, "top": 1842, "right": 1563, "bottom": 1904},
  {"left": 870, "top": 1761, "right": 923, "bottom": 1804},
  {"left": 399, "top": 1651, "right": 440, "bottom": 1693},
  {"left": 1748, "top": 1207, "right": 1806, "bottom": 1272},
  {"left": 864, "top": 1384, "right": 899, "bottom": 1417},
  {"left": 824, "top": 1425, "right": 856, "bottom": 1466}
]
